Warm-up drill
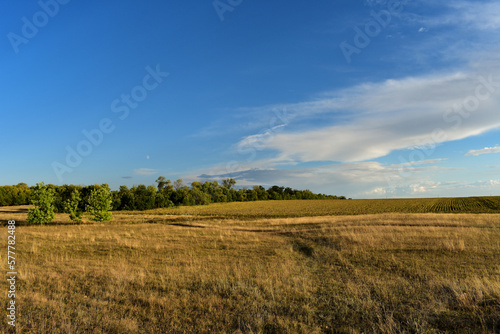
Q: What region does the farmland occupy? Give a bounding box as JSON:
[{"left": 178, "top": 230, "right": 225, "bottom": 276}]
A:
[
  {"left": 138, "top": 196, "right": 500, "bottom": 218},
  {"left": 1, "top": 198, "right": 500, "bottom": 333}
]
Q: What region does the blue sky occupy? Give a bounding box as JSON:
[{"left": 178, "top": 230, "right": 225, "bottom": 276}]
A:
[{"left": 1, "top": 0, "right": 499, "bottom": 198}]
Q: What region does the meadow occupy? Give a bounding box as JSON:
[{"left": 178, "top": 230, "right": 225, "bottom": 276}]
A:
[{"left": 1, "top": 198, "right": 500, "bottom": 333}]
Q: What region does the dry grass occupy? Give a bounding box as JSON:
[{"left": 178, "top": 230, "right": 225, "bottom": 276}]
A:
[{"left": 1, "top": 207, "right": 500, "bottom": 333}]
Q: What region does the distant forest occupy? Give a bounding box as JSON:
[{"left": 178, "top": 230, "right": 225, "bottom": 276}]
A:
[{"left": 0, "top": 178, "right": 346, "bottom": 211}]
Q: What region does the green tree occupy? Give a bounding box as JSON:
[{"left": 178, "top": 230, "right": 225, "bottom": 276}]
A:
[
  {"left": 86, "top": 185, "right": 113, "bottom": 221},
  {"left": 27, "top": 182, "right": 56, "bottom": 224},
  {"left": 191, "top": 181, "right": 202, "bottom": 190},
  {"left": 222, "top": 178, "right": 236, "bottom": 190},
  {"left": 187, "top": 187, "right": 210, "bottom": 205},
  {"left": 117, "top": 185, "right": 135, "bottom": 210},
  {"left": 64, "top": 189, "right": 82, "bottom": 222},
  {"left": 156, "top": 176, "right": 170, "bottom": 192},
  {"left": 173, "top": 179, "right": 185, "bottom": 191}
]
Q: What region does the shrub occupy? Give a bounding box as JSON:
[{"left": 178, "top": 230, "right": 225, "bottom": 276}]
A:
[
  {"left": 64, "top": 189, "right": 82, "bottom": 222},
  {"left": 86, "top": 185, "right": 113, "bottom": 221},
  {"left": 27, "top": 182, "right": 56, "bottom": 224}
]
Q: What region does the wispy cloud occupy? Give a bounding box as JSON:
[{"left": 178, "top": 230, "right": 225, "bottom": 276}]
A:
[
  {"left": 423, "top": 1, "right": 500, "bottom": 31},
  {"left": 465, "top": 146, "right": 500, "bottom": 156},
  {"left": 133, "top": 168, "right": 158, "bottom": 176},
  {"left": 235, "top": 67, "right": 500, "bottom": 164},
  {"left": 386, "top": 1, "right": 500, "bottom": 67}
]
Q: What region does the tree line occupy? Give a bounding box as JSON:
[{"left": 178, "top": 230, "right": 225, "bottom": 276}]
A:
[
  {"left": 113, "top": 177, "right": 345, "bottom": 210},
  {"left": 0, "top": 178, "right": 345, "bottom": 209},
  {"left": 2, "top": 178, "right": 346, "bottom": 223},
  {"left": 0, "top": 183, "right": 31, "bottom": 207}
]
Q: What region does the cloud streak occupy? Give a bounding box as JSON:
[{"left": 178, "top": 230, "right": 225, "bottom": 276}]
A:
[
  {"left": 424, "top": 1, "right": 500, "bottom": 31},
  {"left": 133, "top": 168, "right": 158, "bottom": 176},
  {"left": 466, "top": 146, "right": 500, "bottom": 156}
]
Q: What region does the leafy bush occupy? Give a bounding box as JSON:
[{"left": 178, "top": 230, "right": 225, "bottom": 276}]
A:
[
  {"left": 86, "top": 185, "right": 113, "bottom": 221},
  {"left": 64, "top": 189, "right": 82, "bottom": 222},
  {"left": 27, "top": 182, "right": 56, "bottom": 224}
]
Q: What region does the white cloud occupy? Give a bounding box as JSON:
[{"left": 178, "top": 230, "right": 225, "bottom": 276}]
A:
[
  {"left": 466, "top": 179, "right": 500, "bottom": 189},
  {"left": 133, "top": 168, "right": 158, "bottom": 176},
  {"left": 488, "top": 179, "right": 500, "bottom": 186},
  {"left": 392, "top": 158, "right": 447, "bottom": 168},
  {"left": 365, "top": 187, "right": 387, "bottom": 195},
  {"left": 465, "top": 146, "right": 500, "bottom": 156},
  {"left": 444, "top": 1, "right": 500, "bottom": 30},
  {"left": 388, "top": 2, "right": 500, "bottom": 67},
  {"left": 411, "top": 185, "right": 427, "bottom": 193},
  {"left": 409, "top": 181, "right": 441, "bottom": 194},
  {"left": 236, "top": 67, "right": 500, "bottom": 164},
  {"left": 409, "top": 1, "right": 500, "bottom": 32}
]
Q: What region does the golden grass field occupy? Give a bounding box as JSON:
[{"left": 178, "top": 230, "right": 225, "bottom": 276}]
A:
[{"left": 1, "top": 200, "right": 500, "bottom": 333}]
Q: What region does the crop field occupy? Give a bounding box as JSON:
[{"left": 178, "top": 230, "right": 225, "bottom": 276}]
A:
[
  {"left": 1, "top": 199, "right": 500, "bottom": 333},
  {"left": 137, "top": 197, "right": 500, "bottom": 218}
]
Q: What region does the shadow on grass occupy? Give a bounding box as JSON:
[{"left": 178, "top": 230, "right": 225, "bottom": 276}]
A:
[
  {"left": 0, "top": 208, "right": 29, "bottom": 214},
  {"left": 0, "top": 220, "right": 93, "bottom": 227}
]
